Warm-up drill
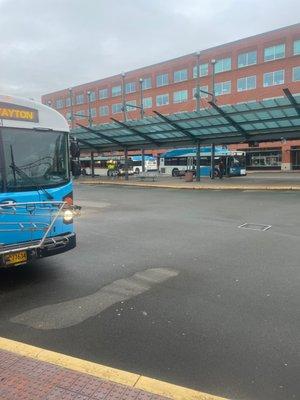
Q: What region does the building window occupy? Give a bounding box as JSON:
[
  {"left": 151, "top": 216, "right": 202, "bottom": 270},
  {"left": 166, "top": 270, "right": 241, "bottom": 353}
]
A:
[
  {"left": 156, "top": 94, "right": 169, "bottom": 106},
  {"left": 193, "top": 63, "right": 209, "bottom": 78},
  {"left": 66, "top": 97, "right": 71, "bottom": 107},
  {"left": 238, "top": 51, "right": 257, "bottom": 68},
  {"left": 193, "top": 85, "right": 209, "bottom": 98},
  {"left": 112, "top": 85, "right": 122, "bottom": 97},
  {"left": 112, "top": 103, "right": 122, "bottom": 114},
  {"left": 88, "top": 91, "right": 97, "bottom": 102},
  {"left": 55, "top": 99, "right": 65, "bottom": 109},
  {"left": 142, "top": 77, "right": 152, "bottom": 90},
  {"left": 237, "top": 75, "right": 256, "bottom": 92},
  {"left": 215, "top": 57, "right": 231, "bottom": 74},
  {"left": 76, "top": 110, "right": 85, "bottom": 119},
  {"left": 156, "top": 73, "right": 169, "bottom": 87},
  {"left": 264, "top": 44, "right": 285, "bottom": 62},
  {"left": 143, "top": 97, "right": 152, "bottom": 108},
  {"left": 214, "top": 81, "right": 231, "bottom": 96},
  {"left": 294, "top": 40, "right": 300, "bottom": 55},
  {"left": 90, "top": 108, "right": 97, "bottom": 117},
  {"left": 75, "top": 94, "right": 84, "bottom": 105},
  {"left": 125, "top": 82, "right": 136, "bottom": 94},
  {"left": 293, "top": 66, "right": 300, "bottom": 82},
  {"left": 99, "top": 88, "right": 108, "bottom": 99},
  {"left": 263, "top": 70, "right": 285, "bottom": 86},
  {"left": 173, "top": 69, "right": 188, "bottom": 83},
  {"left": 173, "top": 90, "right": 188, "bottom": 103},
  {"left": 126, "top": 100, "right": 137, "bottom": 108},
  {"left": 99, "top": 105, "right": 109, "bottom": 116}
]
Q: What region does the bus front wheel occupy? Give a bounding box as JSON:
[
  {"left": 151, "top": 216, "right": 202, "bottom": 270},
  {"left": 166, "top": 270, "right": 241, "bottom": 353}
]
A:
[{"left": 172, "top": 168, "right": 179, "bottom": 177}]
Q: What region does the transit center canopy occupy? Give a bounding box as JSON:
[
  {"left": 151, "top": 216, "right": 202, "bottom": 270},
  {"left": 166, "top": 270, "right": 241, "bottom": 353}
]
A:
[{"left": 72, "top": 89, "right": 300, "bottom": 152}]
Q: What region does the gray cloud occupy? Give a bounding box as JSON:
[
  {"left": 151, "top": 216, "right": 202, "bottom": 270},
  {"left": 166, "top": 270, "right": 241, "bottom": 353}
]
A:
[{"left": 0, "top": 0, "right": 299, "bottom": 100}]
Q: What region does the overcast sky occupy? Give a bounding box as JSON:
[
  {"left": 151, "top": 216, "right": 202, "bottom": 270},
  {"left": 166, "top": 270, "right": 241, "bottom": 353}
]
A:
[{"left": 0, "top": 0, "right": 299, "bottom": 100}]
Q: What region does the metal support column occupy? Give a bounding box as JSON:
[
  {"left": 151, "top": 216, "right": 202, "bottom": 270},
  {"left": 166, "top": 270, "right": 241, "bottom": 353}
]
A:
[
  {"left": 124, "top": 147, "right": 129, "bottom": 181},
  {"left": 210, "top": 144, "right": 215, "bottom": 179},
  {"left": 196, "top": 141, "right": 201, "bottom": 182},
  {"left": 91, "top": 151, "right": 95, "bottom": 178},
  {"left": 141, "top": 149, "right": 145, "bottom": 172}
]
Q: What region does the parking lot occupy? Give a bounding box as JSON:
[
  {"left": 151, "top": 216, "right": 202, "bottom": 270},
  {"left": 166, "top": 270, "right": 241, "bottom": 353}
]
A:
[{"left": 0, "top": 184, "right": 299, "bottom": 400}]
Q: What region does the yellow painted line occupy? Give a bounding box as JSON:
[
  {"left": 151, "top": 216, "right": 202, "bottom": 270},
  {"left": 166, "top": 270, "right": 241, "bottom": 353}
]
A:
[
  {"left": 0, "top": 336, "right": 229, "bottom": 400},
  {"left": 79, "top": 180, "right": 300, "bottom": 191}
]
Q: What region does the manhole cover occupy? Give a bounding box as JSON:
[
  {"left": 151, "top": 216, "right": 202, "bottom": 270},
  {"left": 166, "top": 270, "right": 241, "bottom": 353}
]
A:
[{"left": 238, "top": 223, "right": 271, "bottom": 231}]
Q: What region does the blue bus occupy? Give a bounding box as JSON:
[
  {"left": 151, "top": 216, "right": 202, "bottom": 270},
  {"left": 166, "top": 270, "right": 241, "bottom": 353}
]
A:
[
  {"left": 159, "top": 146, "right": 246, "bottom": 177},
  {"left": 0, "top": 95, "right": 80, "bottom": 268}
]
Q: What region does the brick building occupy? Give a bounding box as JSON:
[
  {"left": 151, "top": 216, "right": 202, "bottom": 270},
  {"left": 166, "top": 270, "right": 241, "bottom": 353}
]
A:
[{"left": 42, "top": 23, "right": 300, "bottom": 170}]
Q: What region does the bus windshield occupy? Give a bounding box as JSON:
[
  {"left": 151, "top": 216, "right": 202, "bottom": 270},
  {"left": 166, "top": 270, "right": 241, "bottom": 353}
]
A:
[{"left": 0, "top": 128, "right": 69, "bottom": 192}]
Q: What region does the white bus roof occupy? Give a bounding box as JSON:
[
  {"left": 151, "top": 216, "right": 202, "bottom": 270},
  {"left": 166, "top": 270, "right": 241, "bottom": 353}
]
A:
[{"left": 0, "top": 94, "right": 69, "bottom": 132}]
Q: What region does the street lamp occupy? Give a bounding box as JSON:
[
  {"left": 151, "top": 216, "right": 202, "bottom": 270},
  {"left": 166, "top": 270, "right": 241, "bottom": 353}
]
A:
[
  {"left": 121, "top": 72, "right": 127, "bottom": 122},
  {"left": 68, "top": 87, "right": 75, "bottom": 129},
  {"left": 195, "top": 51, "right": 201, "bottom": 112},
  {"left": 87, "top": 90, "right": 93, "bottom": 127},
  {"left": 139, "top": 78, "right": 144, "bottom": 119},
  {"left": 211, "top": 59, "right": 216, "bottom": 103},
  {"left": 210, "top": 59, "right": 217, "bottom": 180}
]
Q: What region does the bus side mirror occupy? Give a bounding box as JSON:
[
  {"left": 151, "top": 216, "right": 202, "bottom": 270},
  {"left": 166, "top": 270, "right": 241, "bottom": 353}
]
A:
[
  {"left": 71, "top": 160, "right": 81, "bottom": 177},
  {"left": 70, "top": 141, "right": 80, "bottom": 158}
]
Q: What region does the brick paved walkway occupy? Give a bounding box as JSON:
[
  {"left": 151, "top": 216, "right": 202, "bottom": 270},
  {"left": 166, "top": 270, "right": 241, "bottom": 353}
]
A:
[{"left": 0, "top": 349, "right": 170, "bottom": 400}]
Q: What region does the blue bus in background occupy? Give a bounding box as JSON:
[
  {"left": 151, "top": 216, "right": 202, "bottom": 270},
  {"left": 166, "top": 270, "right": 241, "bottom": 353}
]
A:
[
  {"left": 159, "top": 146, "right": 246, "bottom": 177},
  {"left": 0, "top": 95, "right": 80, "bottom": 268}
]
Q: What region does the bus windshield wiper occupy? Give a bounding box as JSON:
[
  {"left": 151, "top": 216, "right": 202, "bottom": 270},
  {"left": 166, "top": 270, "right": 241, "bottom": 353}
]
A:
[{"left": 9, "top": 146, "right": 53, "bottom": 200}]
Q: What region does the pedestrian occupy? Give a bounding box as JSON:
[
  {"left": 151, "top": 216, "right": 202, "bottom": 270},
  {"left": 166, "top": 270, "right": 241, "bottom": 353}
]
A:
[{"left": 218, "top": 159, "right": 225, "bottom": 179}]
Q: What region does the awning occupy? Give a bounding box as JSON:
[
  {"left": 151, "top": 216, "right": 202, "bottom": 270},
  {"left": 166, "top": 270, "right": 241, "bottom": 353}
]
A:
[{"left": 72, "top": 88, "right": 300, "bottom": 152}]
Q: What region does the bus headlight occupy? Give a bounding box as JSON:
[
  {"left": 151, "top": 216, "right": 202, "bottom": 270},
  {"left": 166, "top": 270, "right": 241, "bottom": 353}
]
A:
[{"left": 63, "top": 209, "right": 74, "bottom": 223}]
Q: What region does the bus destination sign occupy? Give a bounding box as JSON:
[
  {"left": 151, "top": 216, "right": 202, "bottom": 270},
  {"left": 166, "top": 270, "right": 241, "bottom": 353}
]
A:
[{"left": 0, "top": 102, "right": 39, "bottom": 123}]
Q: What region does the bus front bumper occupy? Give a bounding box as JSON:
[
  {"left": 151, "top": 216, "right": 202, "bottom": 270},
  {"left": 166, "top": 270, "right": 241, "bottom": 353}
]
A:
[{"left": 0, "top": 233, "right": 76, "bottom": 268}]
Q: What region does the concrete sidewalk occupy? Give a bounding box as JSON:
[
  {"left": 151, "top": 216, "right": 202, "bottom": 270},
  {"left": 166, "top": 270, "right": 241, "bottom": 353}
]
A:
[{"left": 77, "top": 172, "right": 300, "bottom": 191}]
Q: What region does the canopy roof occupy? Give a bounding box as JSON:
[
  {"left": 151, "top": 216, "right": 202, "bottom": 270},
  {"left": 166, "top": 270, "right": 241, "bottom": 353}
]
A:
[{"left": 72, "top": 88, "right": 300, "bottom": 152}]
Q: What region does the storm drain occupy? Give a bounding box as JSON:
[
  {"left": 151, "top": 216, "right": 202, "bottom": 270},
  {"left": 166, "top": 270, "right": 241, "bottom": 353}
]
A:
[{"left": 238, "top": 223, "right": 272, "bottom": 231}]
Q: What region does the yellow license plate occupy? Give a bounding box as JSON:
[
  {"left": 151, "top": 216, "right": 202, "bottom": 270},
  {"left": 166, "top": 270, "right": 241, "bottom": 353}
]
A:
[{"left": 5, "top": 251, "right": 28, "bottom": 266}]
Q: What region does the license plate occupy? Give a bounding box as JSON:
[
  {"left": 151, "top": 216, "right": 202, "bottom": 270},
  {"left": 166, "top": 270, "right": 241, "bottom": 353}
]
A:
[{"left": 5, "top": 251, "right": 28, "bottom": 266}]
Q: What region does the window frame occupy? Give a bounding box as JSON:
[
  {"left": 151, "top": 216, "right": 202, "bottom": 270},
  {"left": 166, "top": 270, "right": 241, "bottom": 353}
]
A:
[
  {"left": 215, "top": 57, "right": 231, "bottom": 74},
  {"left": 294, "top": 40, "right": 300, "bottom": 56},
  {"left": 237, "top": 50, "right": 257, "bottom": 68},
  {"left": 173, "top": 69, "right": 188, "bottom": 83},
  {"left": 173, "top": 90, "right": 188, "bottom": 103},
  {"left": 99, "top": 105, "right": 109, "bottom": 116},
  {"left": 111, "top": 103, "right": 123, "bottom": 114},
  {"left": 214, "top": 81, "right": 231, "bottom": 96},
  {"left": 156, "top": 73, "right": 169, "bottom": 87},
  {"left": 264, "top": 44, "right": 285, "bottom": 62},
  {"left": 237, "top": 75, "right": 257, "bottom": 92},
  {"left": 112, "top": 85, "right": 122, "bottom": 97},
  {"left": 292, "top": 66, "right": 300, "bottom": 82},
  {"left": 156, "top": 93, "right": 169, "bottom": 106},
  {"left": 99, "top": 88, "right": 109, "bottom": 100},
  {"left": 263, "top": 70, "right": 285, "bottom": 87}
]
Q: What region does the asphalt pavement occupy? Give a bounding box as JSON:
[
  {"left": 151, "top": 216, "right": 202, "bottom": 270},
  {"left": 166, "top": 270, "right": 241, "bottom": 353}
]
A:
[{"left": 0, "top": 184, "right": 299, "bottom": 400}]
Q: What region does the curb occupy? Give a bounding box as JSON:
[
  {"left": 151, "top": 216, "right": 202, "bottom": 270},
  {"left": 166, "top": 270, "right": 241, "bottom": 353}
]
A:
[
  {"left": 78, "top": 180, "right": 300, "bottom": 191},
  {"left": 0, "top": 337, "right": 229, "bottom": 400}
]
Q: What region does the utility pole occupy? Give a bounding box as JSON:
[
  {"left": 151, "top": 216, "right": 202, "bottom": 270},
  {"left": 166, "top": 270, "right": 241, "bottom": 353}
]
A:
[
  {"left": 139, "top": 78, "right": 145, "bottom": 119},
  {"left": 68, "top": 87, "right": 75, "bottom": 129},
  {"left": 121, "top": 72, "right": 127, "bottom": 122},
  {"left": 195, "top": 51, "right": 201, "bottom": 112}
]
